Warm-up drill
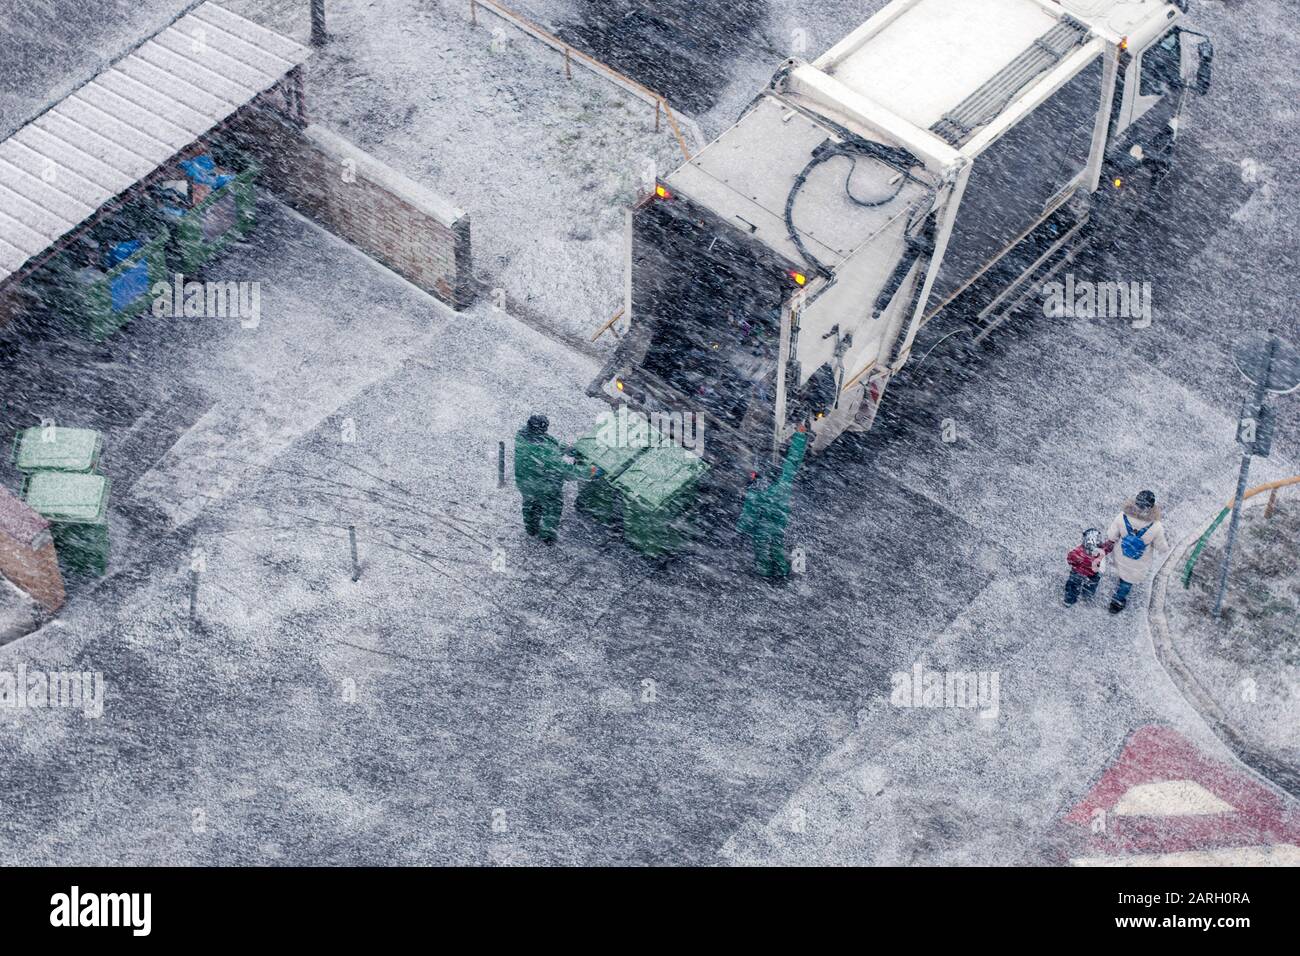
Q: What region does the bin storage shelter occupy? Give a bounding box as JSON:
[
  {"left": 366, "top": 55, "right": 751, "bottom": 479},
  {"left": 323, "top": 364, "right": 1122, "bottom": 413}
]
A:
[{"left": 0, "top": 1, "right": 310, "bottom": 329}]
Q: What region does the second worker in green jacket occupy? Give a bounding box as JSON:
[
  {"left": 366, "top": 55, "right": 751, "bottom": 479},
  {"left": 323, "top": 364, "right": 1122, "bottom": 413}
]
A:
[{"left": 738, "top": 426, "right": 809, "bottom": 577}]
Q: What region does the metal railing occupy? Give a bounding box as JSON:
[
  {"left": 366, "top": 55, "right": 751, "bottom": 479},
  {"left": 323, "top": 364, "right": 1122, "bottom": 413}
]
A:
[
  {"left": 468, "top": 0, "right": 694, "bottom": 161},
  {"left": 1181, "top": 475, "right": 1300, "bottom": 587}
]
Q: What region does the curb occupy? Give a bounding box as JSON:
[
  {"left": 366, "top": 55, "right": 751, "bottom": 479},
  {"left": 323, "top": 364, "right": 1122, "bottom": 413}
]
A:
[{"left": 1147, "top": 503, "right": 1300, "bottom": 799}]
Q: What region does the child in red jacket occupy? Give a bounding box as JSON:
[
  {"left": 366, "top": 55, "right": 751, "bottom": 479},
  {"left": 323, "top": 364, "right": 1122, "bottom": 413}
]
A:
[{"left": 1064, "top": 528, "right": 1113, "bottom": 606}]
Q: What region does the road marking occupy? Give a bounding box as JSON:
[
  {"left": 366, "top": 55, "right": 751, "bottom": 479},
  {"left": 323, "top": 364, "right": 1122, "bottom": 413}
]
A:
[
  {"left": 1113, "top": 779, "right": 1235, "bottom": 817},
  {"left": 1060, "top": 725, "right": 1300, "bottom": 865},
  {"left": 1073, "top": 844, "right": 1300, "bottom": 867}
]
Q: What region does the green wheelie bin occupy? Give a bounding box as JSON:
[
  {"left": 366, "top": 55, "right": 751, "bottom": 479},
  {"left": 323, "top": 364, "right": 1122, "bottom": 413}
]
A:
[
  {"left": 611, "top": 442, "right": 710, "bottom": 557},
  {"left": 22, "top": 472, "right": 111, "bottom": 577},
  {"left": 12, "top": 427, "right": 103, "bottom": 474},
  {"left": 571, "top": 411, "right": 661, "bottom": 528},
  {"left": 37, "top": 216, "right": 170, "bottom": 341},
  {"left": 159, "top": 143, "right": 259, "bottom": 274}
]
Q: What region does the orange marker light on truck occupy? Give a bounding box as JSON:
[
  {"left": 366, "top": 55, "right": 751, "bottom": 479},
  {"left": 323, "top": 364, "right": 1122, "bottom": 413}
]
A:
[
  {"left": 655, "top": 184, "right": 672, "bottom": 200},
  {"left": 1113, "top": 177, "right": 1124, "bottom": 189},
  {"left": 790, "top": 271, "right": 808, "bottom": 286}
]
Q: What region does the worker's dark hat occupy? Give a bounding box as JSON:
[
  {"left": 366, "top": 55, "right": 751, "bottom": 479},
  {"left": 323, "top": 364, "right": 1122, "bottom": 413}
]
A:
[{"left": 526, "top": 414, "right": 550, "bottom": 435}]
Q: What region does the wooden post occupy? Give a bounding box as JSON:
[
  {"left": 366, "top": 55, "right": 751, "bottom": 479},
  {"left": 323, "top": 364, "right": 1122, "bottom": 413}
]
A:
[
  {"left": 655, "top": 99, "right": 661, "bottom": 132},
  {"left": 470, "top": 0, "right": 477, "bottom": 26},
  {"left": 311, "top": 0, "right": 327, "bottom": 46},
  {"left": 498, "top": 441, "right": 506, "bottom": 488},
  {"left": 564, "top": 46, "right": 572, "bottom": 79},
  {"left": 188, "top": 570, "right": 199, "bottom": 631},
  {"left": 591, "top": 308, "right": 624, "bottom": 342},
  {"left": 1265, "top": 487, "right": 1279, "bottom": 518}
]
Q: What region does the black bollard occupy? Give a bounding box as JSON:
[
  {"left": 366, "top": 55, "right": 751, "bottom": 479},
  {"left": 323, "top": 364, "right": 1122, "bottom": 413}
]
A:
[{"left": 348, "top": 525, "right": 361, "bottom": 582}]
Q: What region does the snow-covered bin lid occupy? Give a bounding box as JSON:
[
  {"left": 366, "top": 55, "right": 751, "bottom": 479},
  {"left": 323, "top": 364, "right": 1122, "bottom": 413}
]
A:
[
  {"left": 0, "top": 485, "right": 52, "bottom": 550},
  {"left": 12, "top": 426, "right": 102, "bottom": 473},
  {"left": 573, "top": 411, "right": 659, "bottom": 478},
  {"left": 22, "top": 472, "right": 111, "bottom": 525},
  {"left": 612, "top": 443, "right": 710, "bottom": 511}
]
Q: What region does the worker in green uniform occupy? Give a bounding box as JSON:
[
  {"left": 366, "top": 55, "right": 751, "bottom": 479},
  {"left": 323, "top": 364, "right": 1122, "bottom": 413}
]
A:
[
  {"left": 738, "top": 423, "right": 809, "bottom": 578},
  {"left": 514, "top": 414, "right": 590, "bottom": 544}
]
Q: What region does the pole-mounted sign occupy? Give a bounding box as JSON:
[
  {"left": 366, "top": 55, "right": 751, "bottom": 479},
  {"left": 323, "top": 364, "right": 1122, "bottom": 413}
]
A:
[{"left": 1216, "top": 331, "right": 1300, "bottom": 616}]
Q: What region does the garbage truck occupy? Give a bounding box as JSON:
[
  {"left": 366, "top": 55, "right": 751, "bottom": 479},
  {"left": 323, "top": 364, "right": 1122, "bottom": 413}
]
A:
[{"left": 590, "top": 0, "right": 1214, "bottom": 468}]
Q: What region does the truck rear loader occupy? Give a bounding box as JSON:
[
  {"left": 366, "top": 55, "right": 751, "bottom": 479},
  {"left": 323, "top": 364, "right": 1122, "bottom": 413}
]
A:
[{"left": 591, "top": 0, "right": 1214, "bottom": 470}]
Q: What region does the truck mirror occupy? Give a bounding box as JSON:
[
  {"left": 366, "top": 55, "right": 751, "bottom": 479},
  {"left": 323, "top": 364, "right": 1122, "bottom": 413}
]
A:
[{"left": 1196, "top": 39, "right": 1214, "bottom": 96}]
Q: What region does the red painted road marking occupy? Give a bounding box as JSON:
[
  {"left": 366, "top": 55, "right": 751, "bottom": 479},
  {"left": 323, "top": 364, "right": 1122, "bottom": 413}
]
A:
[{"left": 1061, "top": 726, "right": 1300, "bottom": 862}]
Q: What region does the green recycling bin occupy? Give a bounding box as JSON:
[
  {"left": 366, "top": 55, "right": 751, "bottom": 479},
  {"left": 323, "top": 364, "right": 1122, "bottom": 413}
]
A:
[
  {"left": 12, "top": 427, "right": 103, "bottom": 474},
  {"left": 49, "top": 228, "right": 170, "bottom": 341},
  {"left": 21, "top": 196, "right": 170, "bottom": 341},
  {"left": 611, "top": 442, "right": 710, "bottom": 557},
  {"left": 22, "top": 472, "right": 111, "bottom": 577},
  {"left": 571, "top": 411, "right": 660, "bottom": 527},
  {"left": 162, "top": 158, "right": 259, "bottom": 274}
]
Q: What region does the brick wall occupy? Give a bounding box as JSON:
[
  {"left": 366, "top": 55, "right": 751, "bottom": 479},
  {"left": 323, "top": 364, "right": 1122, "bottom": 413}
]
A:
[
  {"left": 0, "top": 280, "right": 20, "bottom": 331},
  {"left": 233, "top": 108, "right": 473, "bottom": 310},
  {"left": 0, "top": 486, "right": 65, "bottom": 613}
]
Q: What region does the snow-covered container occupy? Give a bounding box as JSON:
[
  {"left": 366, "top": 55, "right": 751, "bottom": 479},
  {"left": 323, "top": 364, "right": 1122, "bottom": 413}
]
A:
[
  {"left": 593, "top": 0, "right": 1213, "bottom": 469},
  {"left": 0, "top": 485, "right": 64, "bottom": 614}
]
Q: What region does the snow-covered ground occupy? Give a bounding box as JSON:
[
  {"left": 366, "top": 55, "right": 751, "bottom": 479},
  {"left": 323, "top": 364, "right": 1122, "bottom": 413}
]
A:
[
  {"left": 2, "top": 186, "right": 1295, "bottom": 862},
  {"left": 1165, "top": 499, "right": 1300, "bottom": 770},
  {"left": 0, "top": 0, "right": 1297, "bottom": 864},
  {"left": 0, "top": 0, "right": 196, "bottom": 135},
  {"left": 225, "top": 0, "right": 686, "bottom": 350}
]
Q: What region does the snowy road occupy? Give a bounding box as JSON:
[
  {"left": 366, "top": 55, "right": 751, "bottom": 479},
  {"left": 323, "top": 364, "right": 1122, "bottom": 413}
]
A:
[{"left": 1, "top": 0, "right": 1297, "bottom": 864}]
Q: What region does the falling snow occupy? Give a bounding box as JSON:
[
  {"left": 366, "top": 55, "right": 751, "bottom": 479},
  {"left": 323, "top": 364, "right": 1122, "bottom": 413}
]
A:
[{"left": 0, "top": 0, "right": 1296, "bottom": 866}]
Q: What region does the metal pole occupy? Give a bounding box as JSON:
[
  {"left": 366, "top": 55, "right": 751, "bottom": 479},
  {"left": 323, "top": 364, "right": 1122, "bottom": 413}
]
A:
[
  {"left": 348, "top": 525, "right": 361, "bottom": 582},
  {"left": 498, "top": 441, "right": 506, "bottom": 488},
  {"left": 311, "top": 0, "right": 327, "bottom": 46},
  {"left": 1214, "top": 337, "right": 1277, "bottom": 616}
]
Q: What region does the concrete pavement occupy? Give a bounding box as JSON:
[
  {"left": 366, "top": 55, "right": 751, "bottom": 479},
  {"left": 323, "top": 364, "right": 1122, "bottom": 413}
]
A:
[{"left": 1, "top": 0, "right": 1297, "bottom": 865}]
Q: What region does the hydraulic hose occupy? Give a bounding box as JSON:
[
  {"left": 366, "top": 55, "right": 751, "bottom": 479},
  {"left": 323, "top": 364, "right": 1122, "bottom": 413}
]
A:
[{"left": 783, "top": 137, "right": 926, "bottom": 280}]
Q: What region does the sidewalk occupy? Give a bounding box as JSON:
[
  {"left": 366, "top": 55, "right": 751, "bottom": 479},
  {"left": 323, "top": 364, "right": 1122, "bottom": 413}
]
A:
[
  {"left": 718, "top": 310, "right": 1300, "bottom": 865},
  {"left": 0, "top": 194, "right": 616, "bottom": 864},
  {"left": 1152, "top": 496, "right": 1300, "bottom": 797}
]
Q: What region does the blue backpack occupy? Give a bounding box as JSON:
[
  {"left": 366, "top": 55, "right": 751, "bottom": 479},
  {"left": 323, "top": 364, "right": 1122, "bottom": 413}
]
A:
[{"left": 1121, "top": 515, "right": 1150, "bottom": 560}]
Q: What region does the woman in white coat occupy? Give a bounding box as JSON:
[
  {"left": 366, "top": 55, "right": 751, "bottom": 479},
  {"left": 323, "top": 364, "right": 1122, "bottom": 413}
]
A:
[{"left": 1105, "top": 490, "right": 1169, "bottom": 614}]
